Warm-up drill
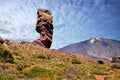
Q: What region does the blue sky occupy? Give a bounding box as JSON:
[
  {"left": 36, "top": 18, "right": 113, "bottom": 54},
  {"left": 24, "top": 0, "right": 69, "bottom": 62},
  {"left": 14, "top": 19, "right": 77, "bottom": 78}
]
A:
[{"left": 0, "top": 0, "right": 120, "bottom": 49}]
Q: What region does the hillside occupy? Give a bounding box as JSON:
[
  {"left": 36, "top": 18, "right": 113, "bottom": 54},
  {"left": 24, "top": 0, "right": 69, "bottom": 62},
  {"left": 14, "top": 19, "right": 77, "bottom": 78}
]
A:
[
  {"left": 60, "top": 38, "right": 120, "bottom": 60},
  {"left": 0, "top": 39, "right": 120, "bottom": 80}
]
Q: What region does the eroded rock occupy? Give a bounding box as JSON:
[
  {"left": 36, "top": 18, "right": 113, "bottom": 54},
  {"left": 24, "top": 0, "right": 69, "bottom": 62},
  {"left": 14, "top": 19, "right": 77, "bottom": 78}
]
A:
[{"left": 33, "top": 9, "right": 53, "bottom": 48}]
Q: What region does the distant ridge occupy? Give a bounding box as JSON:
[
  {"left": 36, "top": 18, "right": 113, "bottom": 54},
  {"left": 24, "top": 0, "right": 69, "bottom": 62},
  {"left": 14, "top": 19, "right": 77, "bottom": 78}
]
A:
[{"left": 59, "top": 38, "right": 120, "bottom": 60}]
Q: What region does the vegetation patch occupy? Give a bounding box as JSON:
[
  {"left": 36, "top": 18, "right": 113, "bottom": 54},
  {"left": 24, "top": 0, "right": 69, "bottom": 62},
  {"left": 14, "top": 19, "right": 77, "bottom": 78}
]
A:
[
  {"left": 21, "top": 66, "right": 53, "bottom": 79},
  {"left": 0, "top": 72, "right": 18, "bottom": 80},
  {"left": 0, "top": 41, "right": 120, "bottom": 80},
  {"left": 0, "top": 45, "right": 14, "bottom": 63},
  {"left": 110, "top": 63, "right": 120, "bottom": 69},
  {"left": 36, "top": 54, "right": 46, "bottom": 59},
  {"left": 20, "top": 41, "right": 26, "bottom": 44},
  {"left": 71, "top": 58, "right": 81, "bottom": 64}
]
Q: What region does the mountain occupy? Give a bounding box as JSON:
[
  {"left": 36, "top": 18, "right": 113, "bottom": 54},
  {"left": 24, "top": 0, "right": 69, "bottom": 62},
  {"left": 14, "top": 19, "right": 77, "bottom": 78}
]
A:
[{"left": 59, "top": 38, "right": 120, "bottom": 60}]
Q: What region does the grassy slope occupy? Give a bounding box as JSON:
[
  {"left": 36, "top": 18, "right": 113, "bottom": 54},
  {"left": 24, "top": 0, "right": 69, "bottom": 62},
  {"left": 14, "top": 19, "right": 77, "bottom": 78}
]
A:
[{"left": 0, "top": 40, "right": 120, "bottom": 80}]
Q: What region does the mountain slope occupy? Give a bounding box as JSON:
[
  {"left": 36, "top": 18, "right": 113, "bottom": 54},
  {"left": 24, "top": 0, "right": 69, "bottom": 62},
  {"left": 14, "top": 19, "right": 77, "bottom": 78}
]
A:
[
  {"left": 60, "top": 38, "right": 120, "bottom": 60},
  {"left": 0, "top": 38, "right": 120, "bottom": 80}
]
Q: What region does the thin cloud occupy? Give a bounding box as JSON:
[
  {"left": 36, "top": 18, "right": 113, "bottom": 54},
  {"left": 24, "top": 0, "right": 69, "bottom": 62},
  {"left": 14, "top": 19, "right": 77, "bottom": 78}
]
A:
[{"left": 0, "top": 0, "right": 120, "bottom": 49}]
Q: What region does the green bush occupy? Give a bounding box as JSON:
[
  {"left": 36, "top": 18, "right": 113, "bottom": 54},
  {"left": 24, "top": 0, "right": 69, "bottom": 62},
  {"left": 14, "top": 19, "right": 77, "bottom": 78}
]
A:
[
  {"left": 37, "top": 54, "right": 46, "bottom": 59},
  {"left": 0, "top": 46, "right": 14, "bottom": 63},
  {"left": 21, "top": 66, "right": 53, "bottom": 78},
  {"left": 115, "top": 76, "right": 120, "bottom": 80},
  {"left": 91, "top": 70, "right": 106, "bottom": 75},
  {"left": 13, "top": 51, "right": 20, "bottom": 56},
  {"left": 0, "top": 72, "right": 17, "bottom": 80},
  {"left": 3, "top": 74, "right": 17, "bottom": 80},
  {"left": 57, "top": 76, "right": 63, "bottom": 80},
  {"left": 20, "top": 41, "right": 26, "bottom": 44},
  {"left": 0, "top": 72, "right": 3, "bottom": 79},
  {"left": 110, "top": 63, "right": 120, "bottom": 69},
  {"left": 71, "top": 58, "right": 81, "bottom": 64}
]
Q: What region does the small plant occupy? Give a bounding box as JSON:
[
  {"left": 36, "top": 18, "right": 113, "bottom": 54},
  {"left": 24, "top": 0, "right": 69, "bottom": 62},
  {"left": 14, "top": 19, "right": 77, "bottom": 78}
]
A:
[
  {"left": 11, "top": 46, "right": 18, "bottom": 50},
  {"left": 0, "top": 45, "right": 14, "bottom": 63},
  {"left": 21, "top": 41, "right": 26, "bottom": 44},
  {"left": 110, "top": 63, "right": 120, "bottom": 69},
  {"left": 5, "top": 39, "right": 10, "bottom": 45},
  {"left": 37, "top": 54, "right": 46, "bottom": 59},
  {"left": 21, "top": 66, "right": 53, "bottom": 78},
  {"left": 0, "top": 72, "right": 17, "bottom": 80},
  {"left": 0, "top": 72, "right": 3, "bottom": 79},
  {"left": 0, "top": 37, "right": 4, "bottom": 44},
  {"left": 4, "top": 63, "right": 18, "bottom": 73},
  {"left": 92, "top": 70, "right": 106, "bottom": 75},
  {"left": 71, "top": 58, "right": 81, "bottom": 64},
  {"left": 13, "top": 51, "right": 20, "bottom": 56},
  {"left": 57, "top": 76, "right": 63, "bottom": 80}
]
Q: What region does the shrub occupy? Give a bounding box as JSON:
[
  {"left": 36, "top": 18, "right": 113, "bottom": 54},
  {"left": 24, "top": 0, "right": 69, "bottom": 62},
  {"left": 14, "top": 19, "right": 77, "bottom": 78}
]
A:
[
  {"left": 21, "top": 41, "right": 26, "bottom": 44},
  {"left": 71, "top": 58, "right": 81, "bottom": 64},
  {"left": 0, "top": 72, "right": 3, "bottom": 79},
  {"left": 104, "top": 76, "right": 113, "bottom": 80},
  {"left": 0, "top": 46, "right": 14, "bottom": 63},
  {"left": 5, "top": 39, "right": 10, "bottom": 45},
  {"left": 17, "top": 74, "right": 25, "bottom": 79},
  {"left": 57, "top": 76, "right": 63, "bottom": 80},
  {"left": 5, "top": 63, "right": 18, "bottom": 73},
  {"left": 37, "top": 54, "right": 46, "bottom": 59},
  {"left": 110, "top": 63, "right": 120, "bottom": 69},
  {"left": 0, "top": 72, "right": 17, "bottom": 80},
  {"left": 2, "top": 74, "right": 17, "bottom": 80},
  {"left": 21, "top": 66, "right": 53, "bottom": 78},
  {"left": 92, "top": 70, "right": 106, "bottom": 75},
  {"left": 13, "top": 51, "right": 20, "bottom": 56},
  {"left": 11, "top": 46, "right": 18, "bottom": 50},
  {"left": 0, "top": 37, "right": 4, "bottom": 44}
]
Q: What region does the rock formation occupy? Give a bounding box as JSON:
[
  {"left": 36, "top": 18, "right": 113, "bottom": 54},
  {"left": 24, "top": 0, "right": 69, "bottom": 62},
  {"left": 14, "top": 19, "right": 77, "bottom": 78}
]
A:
[
  {"left": 111, "top": 57, "right": 120, "bottom": 64},
  {"left": 33, "top": 9, "right": 53, "bottom": 48}
]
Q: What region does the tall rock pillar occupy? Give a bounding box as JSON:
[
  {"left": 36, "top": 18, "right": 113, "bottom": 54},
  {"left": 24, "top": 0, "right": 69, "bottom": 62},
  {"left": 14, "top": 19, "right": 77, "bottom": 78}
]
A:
[{"left": 33, "top": 9, "right": 53, "bottom": 48}]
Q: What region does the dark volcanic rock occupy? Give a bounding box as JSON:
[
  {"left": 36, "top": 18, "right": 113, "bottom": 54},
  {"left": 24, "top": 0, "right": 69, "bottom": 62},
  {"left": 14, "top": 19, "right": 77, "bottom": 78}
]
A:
[
  {"left": 98, "top": 60, "right": 104, "bottom": 64},
  {"left": 33, "top": 9, "right": 53, "bottom": 48},
  {"left": 0, "top": 37, "right": 4, "bottom": 44},
  {"left": 111, "top": 57, "right": 120, "bottom": 64}
]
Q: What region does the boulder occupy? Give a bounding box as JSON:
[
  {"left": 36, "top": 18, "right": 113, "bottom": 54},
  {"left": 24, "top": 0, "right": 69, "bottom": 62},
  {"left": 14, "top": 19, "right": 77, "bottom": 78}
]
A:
[
  {"left": 0, "top": 37, "right": 4, "bottom": 44},
  {"left": 0, "top": 62, "right": 4, "bottom": 68},
  {"left": 111, "top": 57, "right": 120, "bottom": 64}
]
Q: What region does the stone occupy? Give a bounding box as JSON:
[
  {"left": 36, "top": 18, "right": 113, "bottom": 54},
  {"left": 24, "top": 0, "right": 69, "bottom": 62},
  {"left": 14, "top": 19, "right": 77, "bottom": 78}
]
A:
[
  {"left": 0, "top": 37, "right": 4, "bottom": 44},
  {"left": 98, "top": 60, "right": 104, "bottom": 64},
  {"left": 33, "top": 9, "right": 53, "bottom": 48},
  {"left": 0, "top": 62, "right": 4, "bottom": 68},
  {"left": 111, "top": 57, "right": 120, "bottom": 64}
]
